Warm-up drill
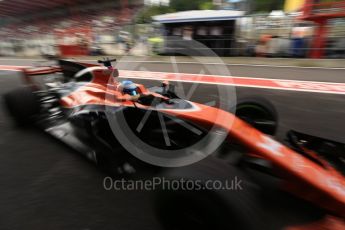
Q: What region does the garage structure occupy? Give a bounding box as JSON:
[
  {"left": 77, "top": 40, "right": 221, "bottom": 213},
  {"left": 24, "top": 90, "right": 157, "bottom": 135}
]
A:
[{"left": 153, "top": 10, "right": 245, "bottom": 56}]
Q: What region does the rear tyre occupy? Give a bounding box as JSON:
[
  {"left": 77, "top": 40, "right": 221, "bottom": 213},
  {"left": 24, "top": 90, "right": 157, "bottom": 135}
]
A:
[
  {"left": 3, "top": 87, "right": 40, "bottom": 126},
  {"left": 154, "top": 158, "right": 268, "bottom": 230}
]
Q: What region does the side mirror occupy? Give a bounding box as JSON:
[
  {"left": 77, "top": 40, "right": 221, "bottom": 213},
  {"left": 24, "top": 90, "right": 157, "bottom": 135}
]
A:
[
  {"left": 162, "top": 80, "right": 169, "bottom": 94},
  {"left": 161, "top": 81, "right": 177, "bottom": 98},
  {"left": 162, "top": 80, "right": 169, "bottom": 87}
]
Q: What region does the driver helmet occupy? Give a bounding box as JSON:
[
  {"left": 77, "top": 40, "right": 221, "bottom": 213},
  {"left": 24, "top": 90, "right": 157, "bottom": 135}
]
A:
[{"left": 121, "top": 80, "right": 138, "bottom": 96}]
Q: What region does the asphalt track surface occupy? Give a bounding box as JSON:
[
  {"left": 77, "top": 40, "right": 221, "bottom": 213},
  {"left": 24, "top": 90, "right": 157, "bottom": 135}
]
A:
[{"left": 0, "top": 59, "right": 344, "bottom": 230}]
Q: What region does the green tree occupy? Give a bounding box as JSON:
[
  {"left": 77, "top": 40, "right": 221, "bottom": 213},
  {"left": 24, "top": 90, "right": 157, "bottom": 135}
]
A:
[
  {"left": 135, "top": 0, "right": 215, "bottom": 23},
  {"left": 135, "top": 5, "right": 175, "bottom": 24},
  {"left": 170, "top": 0, "right": 214, "bottom": 11},
  {"left": 199, "top": 2, "right": 215, "bottom": 10},
  {"left": 253, "top": 0, "right": 285, "bottom": 13}
]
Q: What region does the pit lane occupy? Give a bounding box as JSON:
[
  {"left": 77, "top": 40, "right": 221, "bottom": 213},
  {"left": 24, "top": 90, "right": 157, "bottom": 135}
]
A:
[{"left": 0, "top": 59, "right": 344, "bottom": 230}]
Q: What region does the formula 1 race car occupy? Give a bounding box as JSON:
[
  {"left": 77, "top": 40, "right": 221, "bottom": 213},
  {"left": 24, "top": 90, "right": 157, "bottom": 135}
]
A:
[{"left": 3, "top": 58, "right": 345, "bottom": 230}]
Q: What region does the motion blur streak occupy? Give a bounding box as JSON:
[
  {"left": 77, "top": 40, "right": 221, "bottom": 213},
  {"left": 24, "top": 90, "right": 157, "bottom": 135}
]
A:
[{"left": 2, "top": 65, "right": 345, "bottom": 95}]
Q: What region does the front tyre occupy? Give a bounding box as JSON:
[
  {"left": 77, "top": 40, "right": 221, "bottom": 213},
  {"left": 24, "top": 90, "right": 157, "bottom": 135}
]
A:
[
  {"left": 233, "top": 97, "right": 278, "bottom": 136},
  {"left": 154, "top": 158, "right": 269, "bottom": 230}
]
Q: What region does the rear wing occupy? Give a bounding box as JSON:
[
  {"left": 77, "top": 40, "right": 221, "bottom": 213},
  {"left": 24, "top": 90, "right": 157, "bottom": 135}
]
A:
[{"left": 22, "top": 59, "right": 101, "bottom": 86}]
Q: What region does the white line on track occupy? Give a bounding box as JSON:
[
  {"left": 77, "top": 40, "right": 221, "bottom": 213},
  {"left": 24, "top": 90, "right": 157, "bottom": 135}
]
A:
[
  {"left": 0, "top": 58, "right": 344, "bottom": 70},
  {"left": 121, "top": 70, "right": 345, "bottom": 86},
  {"left": 0, "top": 69, "right": 25, "bottom": 72},
  {"left": 85, "top": 60, "right": 345, "bottom": 70}
]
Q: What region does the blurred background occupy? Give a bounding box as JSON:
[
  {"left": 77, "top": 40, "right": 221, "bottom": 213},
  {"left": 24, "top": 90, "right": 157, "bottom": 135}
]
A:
[
  {"left": 1, "top": 1, "right": 345, "bottom": 230},
  {"left": 0, "top": 0, "right": 344, "bottom": 59}
]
